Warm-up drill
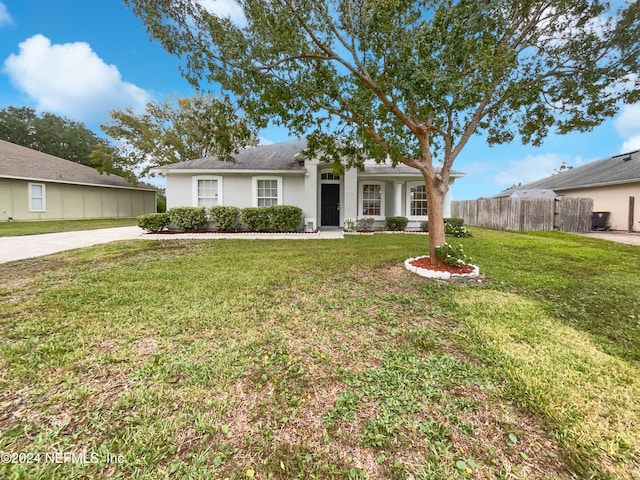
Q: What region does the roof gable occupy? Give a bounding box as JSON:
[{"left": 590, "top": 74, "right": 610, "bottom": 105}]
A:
[{"left": 0, "top": 139, "right": 155, "bottom": 190}]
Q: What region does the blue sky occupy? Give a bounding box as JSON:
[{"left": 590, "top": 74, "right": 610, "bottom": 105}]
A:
[{"left": 1, "top": 0, "right": 639, "bottom": 199}]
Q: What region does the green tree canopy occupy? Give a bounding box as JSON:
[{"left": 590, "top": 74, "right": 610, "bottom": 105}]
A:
[
  {"left": 0, "top": 106, "right": 106, "bottom": 166},
  {"left": 99, "top": 94, "right": 258, "bottom": 178},
  {"left": 126, "top": 0, "right": 639, "bottom": 261}
]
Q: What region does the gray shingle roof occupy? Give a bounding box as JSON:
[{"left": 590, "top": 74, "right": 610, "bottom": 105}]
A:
[
  {"left": 159, "top": 138, "right": 308, "bottom": 171},
  {"left": 158, "top": 138, "right": 466, "bottom": 178},
  {"left": 510, "top": 188, "right": 558, "bottom": 198},
  {"left": 0, "top": 139, "right": 156, "bottom": 190},
  {"left": 497, "top": 150, "right": 640, "bottom": 197}
]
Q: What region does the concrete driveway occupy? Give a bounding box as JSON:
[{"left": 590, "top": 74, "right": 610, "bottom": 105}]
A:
[
  {"left": 0, "top": 226, "right": 345, "bottom": 264},
  {"left": 575, "top": 231, "right": 640, "bottom": 246},
  {"left": 0, "top": 226, "right": 145, "bottom": 264}
]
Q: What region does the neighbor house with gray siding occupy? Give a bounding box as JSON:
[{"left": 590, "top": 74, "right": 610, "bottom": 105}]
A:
[
  {"left": 0, "top": 139, "right": 157, "bottom": 221},
  {"left": 152, "top": 138, "right": 464, "bottom": 231}
]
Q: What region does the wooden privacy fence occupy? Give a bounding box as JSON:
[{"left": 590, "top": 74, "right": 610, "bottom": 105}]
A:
[{"left": 451, "top": 197, "right": 594, "bottom": 232}]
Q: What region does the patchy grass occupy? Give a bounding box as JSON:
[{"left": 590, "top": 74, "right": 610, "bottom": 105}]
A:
[
  {"left": 0, "top": 218, "right": 138, "bottom": 237},
  {"left": 464, "top": 229, "right": 640, "bottom": 363},
  {"left": 0, "top": 231, "right": 638, "bottom": 479}
]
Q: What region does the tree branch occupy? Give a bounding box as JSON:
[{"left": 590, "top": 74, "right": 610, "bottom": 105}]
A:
[
  {"left": 279, "top": 0, "right": 421, "bottom": 136},
  {"left": 260, "top": 53, "right": 335, "bottom": 71},
  {"left": 363, "top": 124, "right": 422, "bottom": 170}
]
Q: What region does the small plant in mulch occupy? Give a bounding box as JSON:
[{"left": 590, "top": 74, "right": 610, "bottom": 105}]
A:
[
  {"left": 344, "top": 219, "right": 357, "bottom": 232},
  {"left": 356, "top": 217, "right": 375, "bottom": 232},
  {"left": 406, "top": 243, "right": 478, "bottom": 279},
  {"left": 435, "top": 242, "right": 472, "bottom": 266}
]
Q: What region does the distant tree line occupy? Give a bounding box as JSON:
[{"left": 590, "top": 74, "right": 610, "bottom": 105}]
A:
[
  {"left": 0, "top": 106, "right": 132, "bottom": 179},
  {"left": 0, "top": 96, "right": 256, "bottom": 183}
]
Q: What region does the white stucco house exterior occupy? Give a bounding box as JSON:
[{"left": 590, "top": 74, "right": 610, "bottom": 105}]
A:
[{"left": 151, "top": 138, "right": 464, "bottom": 231}]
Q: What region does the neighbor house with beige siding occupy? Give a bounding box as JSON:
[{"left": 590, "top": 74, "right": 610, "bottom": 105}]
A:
[
  {"left": 496, "top": 150, "right": 640, "bottom": 231},
  {"left": 0, "top": 139, "right": 157, "bottom": 221}
]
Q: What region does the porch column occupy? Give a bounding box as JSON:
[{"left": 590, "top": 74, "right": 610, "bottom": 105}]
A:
[
  {"left": 343, "top": 167, "right": 358, "bottom": 221},
  {"left": 443, "top": 187, "right": 452, "bottom": 218},
  {"left": 303, "top": 159, "right": 318, "bottom": 231},
  {"left": 394, "top": 182, "right": 403, "bottom": 216}
]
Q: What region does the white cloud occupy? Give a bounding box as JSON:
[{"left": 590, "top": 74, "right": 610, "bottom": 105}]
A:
[
  {"left": 0, "top": 2, "right": 12, "bottom": 27},
  {"left": 493, "top": 153, "right": 578, "bottom": 187},
  {"left": 614, "top": 103, "right": 640, "bottom": 137},
  {"left": 198, "top": 0, "right": 246, "bottom": 26},
  {"left": 614, "top": 103, "right": 640, "bottom": 152},
  {"left": 3, "top": 34, "right": 150, "bottom": 123},
  {"left": 622, "top": 135, "right": 640, "bottom": 152}
]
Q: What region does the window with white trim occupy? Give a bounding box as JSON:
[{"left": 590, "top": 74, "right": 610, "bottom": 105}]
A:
[
  {"left": 29, "top": 183, "right": 45, "bottom": 212},
  {"left": 193, "top": 176, "right": 222, "bottom": 207},
  {"left": 407, "top": 182, "right": 428, "bottom": 218},
  {"left": 253, "top": 177, "right": 282, "bottom": 207},
  {"left": 320, "top": 172, "right": 341, "bottom": 181},
  {"left": 359, "top": 182, "right": 384, "bottom": 218}
]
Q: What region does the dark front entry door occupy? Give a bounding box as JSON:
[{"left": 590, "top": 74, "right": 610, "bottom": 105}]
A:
[{"left": 321, "top": 184, "right": 340, "bottom": 226}]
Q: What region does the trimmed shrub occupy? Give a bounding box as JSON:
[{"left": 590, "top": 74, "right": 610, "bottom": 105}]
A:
[
  {"left": 241, "top": 207, "right": 271, "bottom": 232},
  {"left": 168, "top": 206, "right": 207, "bottom": 232},
  {"left": 385, "top": 216, "right": 409, "bottom": 231},
  {"left": 444, "top": 217, "right": 464, "bottom": 227},
  {"left": 137, "top": 213, "right": 169, "bottom": 233},
  {"left": 209, "top": 205, "right": 240, "bottom": 231},
  {"left": 270, "top": 205, "right": 302, "bottom": 232},
  {"left": 356, "top": 217, "right": 375, "bottom": 231},
  {"left": 421, "top": 218, "right": 468, "bottom": 234},
  {"left": 445, "top": 223, "right": 473, "bottom": 238}
]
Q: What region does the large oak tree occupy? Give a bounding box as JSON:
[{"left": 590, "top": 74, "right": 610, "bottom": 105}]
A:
[
  {"left": 126, "top": 0, "right": 639, "bottom": 261},
  {"left": 98, "top": 94, "right": 257, "bottom": 178}
]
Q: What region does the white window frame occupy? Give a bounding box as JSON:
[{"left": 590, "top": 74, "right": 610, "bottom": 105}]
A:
[
  {"left": 320, "top": 171, "right": 342, "bottom": 182},
  {"left": 358, "top": 181, "right": 385, "bottom": 220},
  {"left": 252, "top": 176, "right": 283, "bottom": 207},
  {"left": 406, "top": 181, "right": 428, "bottom": 220},
  {"left": 28, "top": 183, "right": 46, "bottom": 212},
  {"left": 192, "top": 176, "right": 223, "bottom": 207}
]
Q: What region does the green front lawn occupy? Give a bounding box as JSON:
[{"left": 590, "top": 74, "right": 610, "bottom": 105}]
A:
[
  {"left": 0, "top": 218, "right": 138, "bottom": 237},
  {"left": 0, "top": 230, "right": 638, "bottom": 479}
]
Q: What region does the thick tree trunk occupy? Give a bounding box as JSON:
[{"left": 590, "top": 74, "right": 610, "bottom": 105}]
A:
[
  {"left": 412, "top": 130, "right": 451, "bottom": 266},
  {"left": 423, "top": 172, "right": 448, "bottom": 264}
]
